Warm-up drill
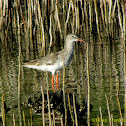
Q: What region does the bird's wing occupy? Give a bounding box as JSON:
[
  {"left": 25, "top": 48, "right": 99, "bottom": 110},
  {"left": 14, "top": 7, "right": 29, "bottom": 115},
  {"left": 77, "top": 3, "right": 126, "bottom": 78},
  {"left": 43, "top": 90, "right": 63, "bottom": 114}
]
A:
[{"left": 22, "top": 50, "right": 64, "bottom": 66}]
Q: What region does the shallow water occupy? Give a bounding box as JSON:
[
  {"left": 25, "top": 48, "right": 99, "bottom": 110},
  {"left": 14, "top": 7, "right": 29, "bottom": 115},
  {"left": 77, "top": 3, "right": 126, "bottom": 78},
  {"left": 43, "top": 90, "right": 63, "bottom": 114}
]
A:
[
  {"left": 0, "top": 1, "right": 125, "bottom": 126},
  {"left": 0, "top": 31, "right": 125, "bottom": 125}
]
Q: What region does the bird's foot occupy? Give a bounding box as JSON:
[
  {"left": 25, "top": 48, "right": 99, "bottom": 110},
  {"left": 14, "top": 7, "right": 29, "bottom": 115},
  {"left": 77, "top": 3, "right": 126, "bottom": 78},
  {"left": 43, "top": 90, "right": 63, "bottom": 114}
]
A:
[{"left": 56, "top": 73, "right": 59, "bottom": 90}]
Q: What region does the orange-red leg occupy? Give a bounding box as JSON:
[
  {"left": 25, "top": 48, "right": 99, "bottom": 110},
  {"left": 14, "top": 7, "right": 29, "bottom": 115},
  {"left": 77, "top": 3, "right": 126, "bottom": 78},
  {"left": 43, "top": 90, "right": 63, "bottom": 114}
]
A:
[
  {"left": 51, "top": 75, "right": 55, "bottom": 92},
  {"left": 56, "top": 73, "right": 59, "bottom": 90}
]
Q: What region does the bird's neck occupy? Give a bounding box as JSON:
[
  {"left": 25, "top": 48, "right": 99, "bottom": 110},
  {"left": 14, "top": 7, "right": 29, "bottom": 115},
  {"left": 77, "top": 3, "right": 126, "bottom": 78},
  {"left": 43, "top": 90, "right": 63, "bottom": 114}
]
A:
[
  {"left": 64, "top": 41, "right": 74, "bottom": 53},
  {"left": 63, "top": 42, "right": 74, "bottom": 67}
]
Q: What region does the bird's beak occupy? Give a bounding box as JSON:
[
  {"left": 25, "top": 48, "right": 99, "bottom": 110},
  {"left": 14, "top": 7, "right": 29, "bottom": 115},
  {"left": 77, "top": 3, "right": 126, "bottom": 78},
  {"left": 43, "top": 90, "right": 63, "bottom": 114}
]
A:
[
  {"left": 78, "top": 38, "right": 90, "bottom": 44},
  {"left": 78, "top": 38, "right": 84, "bottom": 42}
]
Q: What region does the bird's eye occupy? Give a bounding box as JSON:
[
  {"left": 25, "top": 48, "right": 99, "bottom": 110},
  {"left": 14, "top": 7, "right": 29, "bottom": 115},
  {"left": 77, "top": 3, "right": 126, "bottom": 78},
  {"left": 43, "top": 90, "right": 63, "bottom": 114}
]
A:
[{"left": 72, "top": 35, "right": 76, "bottom": 38}]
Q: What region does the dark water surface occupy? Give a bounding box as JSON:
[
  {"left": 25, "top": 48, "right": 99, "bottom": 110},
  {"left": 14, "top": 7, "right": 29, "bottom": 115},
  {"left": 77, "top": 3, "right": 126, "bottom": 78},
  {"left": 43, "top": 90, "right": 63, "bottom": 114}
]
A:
[
  {"left": 0, "top": 30, "right": 125, "bottom": 125},
  {"left": 0, "top": 1, "right": 125, "bottom": 126}
]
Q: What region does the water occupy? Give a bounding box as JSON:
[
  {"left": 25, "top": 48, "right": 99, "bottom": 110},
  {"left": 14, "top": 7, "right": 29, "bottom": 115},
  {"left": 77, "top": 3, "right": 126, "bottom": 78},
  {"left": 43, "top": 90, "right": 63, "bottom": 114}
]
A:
[
  {"left": 0, "top": 32, "right": 125, "bottom": 125},
  {"left": 0, "top": 0, "right": 125, "bottom": 125}
]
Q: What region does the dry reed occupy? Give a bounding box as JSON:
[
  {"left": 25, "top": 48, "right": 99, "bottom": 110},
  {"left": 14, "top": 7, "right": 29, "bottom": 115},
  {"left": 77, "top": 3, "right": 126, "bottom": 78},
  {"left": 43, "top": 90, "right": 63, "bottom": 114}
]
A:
[
  {"left": 2, "top": 92, "right": 5, "bottom": 126},
  {"left": 116, "top": 81, "right": 123, "bottom": 126},
  {"left": 105, "top": 95, "right": 111, "bottom": 126},
  {"left": 73, "top": 92, "right": 78, "bottom": 126},
  {"left": 61, "top": 117, "right": 63, "bottom": 126},
  {"left": 0, "top": 0, "right": 125, "bottom": 126},
  {"left": 30, "top": 108, "right": 33, "bottom": 126},
  {"left": 94, "top": 0, "right": 101, "bottom": 41},
  {"left": 99, "top": 107, "right": 103, "bottom": 126},
  {"left": 13, "top": 113, "right": 16, "bottom": 126},
  {"left": 28, "top": 120, "right": 30, "bottom": 126},
  {"left": 47, "top": 88, "right": 51, "bottom": 126},
  {"left": 124, "top": 28, "right": 126, "bottom": 126},
  {"left": 63, "top": 58, "right": 67, "bottom": 126},
  {"left": 97, "top": 115, "right": 99, "bottom": 126},
  {"left": 111, "top": 114, "right": 113, "bottom": 126},
  {"left": 23, "top": 111, "right": 26, "bottom": 126},
  {"left": 52, "top": 110, "right": 55, "bottom": 126},
  {"left": 87, "top": 42, "right": 90, "bottom": 126},
  {"left": 68, "top": 92, "right": 75, "bottom": 124},
  {"left": 116, "top": 0, "right": 123, "bottom": 37},
  {"left": 84, "top": 0, "right": 89, "bottom": 32},
  {"left": 17, "top": 7, "right": 22, "bottom": 126},
  {"left": 55, "top": 0, "right": 62, "bottom": 39},
  {"left": 41, "top": 86, "right": 45, "bottom": 126}
]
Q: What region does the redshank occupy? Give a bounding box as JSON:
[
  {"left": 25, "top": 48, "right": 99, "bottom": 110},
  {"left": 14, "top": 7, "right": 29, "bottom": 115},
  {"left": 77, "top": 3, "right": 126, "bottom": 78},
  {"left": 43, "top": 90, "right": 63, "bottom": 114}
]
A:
[{"left": 23, "top": 34, "right": 85, "bottom": 92}]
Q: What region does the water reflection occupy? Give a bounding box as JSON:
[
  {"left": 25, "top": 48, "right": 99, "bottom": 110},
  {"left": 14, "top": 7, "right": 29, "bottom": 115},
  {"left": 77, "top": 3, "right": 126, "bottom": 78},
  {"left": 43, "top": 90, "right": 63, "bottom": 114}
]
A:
[
  {"left": 0, "top": 32, "right": 125, "bottom": 125},
  {"left": 0, "top": 0, "right": 125, "bottom": 125}
]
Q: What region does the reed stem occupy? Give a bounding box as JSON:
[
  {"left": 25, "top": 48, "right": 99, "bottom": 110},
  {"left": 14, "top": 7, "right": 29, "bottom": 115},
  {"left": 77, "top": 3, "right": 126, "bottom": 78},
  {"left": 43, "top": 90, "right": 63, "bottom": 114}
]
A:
[
  {"left": 116, "top": 81, "right": 123, "bottom": 126},
  {"left": 2, "top": 92, "right": 5, "bottom": 126},
  {"left": 52, "top": 110, "right": 55, "bottom": 126},
  {"left": 68, "top": 92, "right": 75, "bottom": 123},
  {"left": 47, "top": 88, "right": 51, "bottom": 126},
  {"left": 124, "top": 25, "right": 126, "bottom": 125},
  {"left": 41, "top": 86, "right": 45, "bottom": 126},
  {"left": 84, "top": 0, "right": 89, "bottom": 32},
  {"left": 13, "top": 113, "right": 16, "bottom": 126},
  {"left": 23, "top": 111, "right": 26, "bottom": 126},
  {"left": 28, "top": 120, "right": 30, "bottom": 126},
  {"left": 65, "top": 0, "right": 71, "bottom": 34},
  {"left": 94, "top": 0, "right": 101, "bottom": 41},
  {"left": 87, "top": 42, "right": 90, "bottom": 126},
  {"left": 103, "top": 0, "right": 107, "bottom": 24},
  {"left": 61, "top": 118, "right": 63, "bottom": 126},
  {"left": 99, "top": 107, "right": 103, "bottom": 126},
  {"left": 73, "top": 92, "right": 78, "bottom": 126},
  {"left": 108, "top": 0, "right": 112, "bottom": 25},
  {"left": 111, "top": 114, "right": 113, "bottom": 126},
  {"left": 89, "top": 1, "right": 92, "bottom": 31},
  {"left": 117, "top": 0, "right": 123, "bottom": 37},
  {"left": 63, "top": 58, "right": 67, "bottom": 126},
  {"left": 55, "top": 0, "right": 62, "bottom": 39},
  {"left": 30, "top": 108, "right": 33, "bottom": 126},
  {"left": 105, "top": 95, "right": 111, "bottom": 126},
  {"left": 17, "top": 8, "right": 22, "bottom": 126}
]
